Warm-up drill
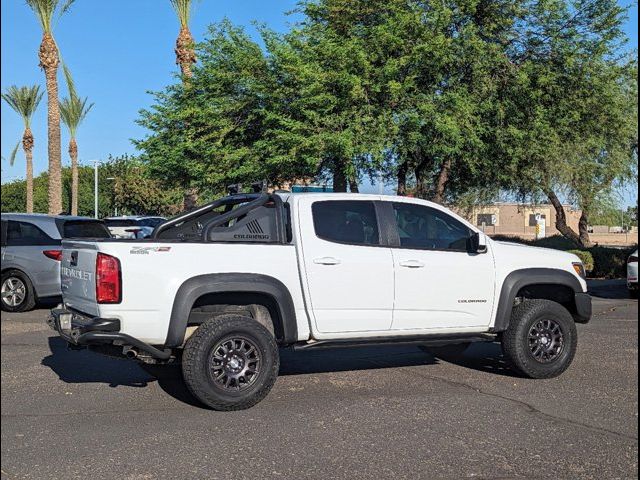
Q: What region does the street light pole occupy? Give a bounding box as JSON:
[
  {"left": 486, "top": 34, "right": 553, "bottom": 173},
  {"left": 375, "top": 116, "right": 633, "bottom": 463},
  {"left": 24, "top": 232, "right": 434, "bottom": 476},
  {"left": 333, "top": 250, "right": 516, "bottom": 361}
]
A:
[{"left": 92, "top": 160, "right": 99, "bottom": 219}]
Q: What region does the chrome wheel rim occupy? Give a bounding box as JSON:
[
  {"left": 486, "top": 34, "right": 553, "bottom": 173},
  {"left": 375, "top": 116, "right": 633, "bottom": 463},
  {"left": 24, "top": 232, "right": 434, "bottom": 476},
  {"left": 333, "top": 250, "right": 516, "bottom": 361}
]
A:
[
  {"left": 1, "top": 277, "right": 26, "bottom": 307},
  {"left": 208, "top": 336, "right": 261, "bottom": 391},
  {"left": 528, "top": 319, "right": 564, "bottom": 363}
]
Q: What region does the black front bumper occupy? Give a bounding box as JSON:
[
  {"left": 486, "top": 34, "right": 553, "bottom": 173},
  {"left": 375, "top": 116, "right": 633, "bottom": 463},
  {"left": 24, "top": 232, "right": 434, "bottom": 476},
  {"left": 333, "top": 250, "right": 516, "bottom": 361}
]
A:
[
  {"left": 574, "top": 292, "right": 592, "bottom": 323},
  {"left": 47, "top": 307, "right": 171, "bottom": 360}
]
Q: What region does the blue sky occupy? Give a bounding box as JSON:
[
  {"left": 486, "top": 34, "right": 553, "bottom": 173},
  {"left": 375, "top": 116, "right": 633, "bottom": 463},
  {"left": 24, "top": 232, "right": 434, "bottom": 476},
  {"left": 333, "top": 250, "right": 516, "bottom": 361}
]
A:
[{"left": 1, "top": 0, "right": 638, "bottom": 204}]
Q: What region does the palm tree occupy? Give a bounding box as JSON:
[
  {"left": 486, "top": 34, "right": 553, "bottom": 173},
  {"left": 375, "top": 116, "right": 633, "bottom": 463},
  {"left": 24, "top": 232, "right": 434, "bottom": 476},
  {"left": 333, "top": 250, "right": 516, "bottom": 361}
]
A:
[
  {"left": 26, "top": 0, "right": 75, "bottom": 214},
  {"left": 60, "top": 69, "right": 93, "bottom": 216},
  {"left": 170, "top": 0, "right": 198, "bottom": 78},
  {"left": 170, "top": 0, "right": 199, "bottom": 210},
  {"left": 2, "top": 86, "right": 44, "bottom": 213}
]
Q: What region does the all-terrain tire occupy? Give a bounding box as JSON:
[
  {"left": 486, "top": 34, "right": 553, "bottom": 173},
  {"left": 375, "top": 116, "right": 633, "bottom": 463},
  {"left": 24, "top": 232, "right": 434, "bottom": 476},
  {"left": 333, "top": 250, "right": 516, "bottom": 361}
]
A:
[
  {"left": 182, "top": 315, "right": 279, "bottom": 411},
  {"left": 1, "top": 270, "right": 36, "bottom": 312},
  {"left": 502, "top": 299, "right": 577, "bottom": 379}
]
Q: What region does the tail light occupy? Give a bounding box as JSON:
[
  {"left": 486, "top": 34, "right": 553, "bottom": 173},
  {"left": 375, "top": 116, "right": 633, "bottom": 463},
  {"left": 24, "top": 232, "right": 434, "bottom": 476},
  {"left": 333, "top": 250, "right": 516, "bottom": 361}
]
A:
[
  {"left": 43, "top": 250, "right": 63, "bottom": 261},
  {"left": 96, "top": 253, "right": 121, "bottom": 304},
  {"left": 125, "top": 228, "right": 142, "bottom": 235},
  {"left": 629, "top": 255, "right": 638, "bottom": 264}
]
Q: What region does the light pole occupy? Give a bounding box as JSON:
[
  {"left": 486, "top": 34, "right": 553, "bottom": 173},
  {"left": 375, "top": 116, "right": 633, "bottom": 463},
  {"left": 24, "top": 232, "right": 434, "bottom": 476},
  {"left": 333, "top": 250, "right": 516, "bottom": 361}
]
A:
[{"left": 91, "top": 160, "right": 100, "bottom": 219}]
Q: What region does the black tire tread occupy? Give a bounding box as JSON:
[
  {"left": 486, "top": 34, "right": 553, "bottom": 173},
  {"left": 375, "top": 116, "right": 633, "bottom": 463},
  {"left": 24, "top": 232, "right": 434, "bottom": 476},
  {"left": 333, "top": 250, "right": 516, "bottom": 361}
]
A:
[
  {"left": 502, "top": 299, "right": 577, "bottom": 379},
  {"left": 182, "top": 315, "right": 279, "bottom": 411}
]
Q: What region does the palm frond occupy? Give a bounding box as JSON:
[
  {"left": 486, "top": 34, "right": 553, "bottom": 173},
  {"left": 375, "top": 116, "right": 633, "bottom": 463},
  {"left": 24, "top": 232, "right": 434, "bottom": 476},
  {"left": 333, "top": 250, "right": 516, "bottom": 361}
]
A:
[
  {"left": 25, "top": 0, "right": 57, "bottom": 33},
  {"left": 60, "top": 95, "right": 93, "bottom": 138},
  {"left": 62, "top": 62, "right": 77, "bottom": 98},
  {"left": 1, "top": 85, "right": 43, "bottom": 128},
  {"left": 170, "top": 0, "right": 199, "bottom": 27},
  {"left": 8, "top": 141, "right": 21, "bottom": 167}
]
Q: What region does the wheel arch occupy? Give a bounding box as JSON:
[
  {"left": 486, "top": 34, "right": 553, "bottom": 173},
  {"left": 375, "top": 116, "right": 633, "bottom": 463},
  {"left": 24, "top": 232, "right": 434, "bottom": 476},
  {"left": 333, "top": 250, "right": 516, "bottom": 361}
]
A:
[
  {"left": 165, "top": 273, "right": 298, "bottom": 348},
  {"left": 492, "top": 268, "right": 584, "bottom": 332}
]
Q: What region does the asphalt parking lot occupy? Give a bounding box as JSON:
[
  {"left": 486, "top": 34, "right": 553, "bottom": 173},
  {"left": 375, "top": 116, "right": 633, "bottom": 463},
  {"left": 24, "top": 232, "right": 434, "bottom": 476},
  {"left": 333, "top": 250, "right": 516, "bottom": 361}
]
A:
[{"left": 1, "top": 280, "right": 637, "bottom": 480}]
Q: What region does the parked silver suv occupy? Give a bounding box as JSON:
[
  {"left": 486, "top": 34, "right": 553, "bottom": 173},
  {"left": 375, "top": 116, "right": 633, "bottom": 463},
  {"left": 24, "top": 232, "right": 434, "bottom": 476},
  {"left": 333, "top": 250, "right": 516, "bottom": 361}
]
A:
[{"left": 1, "top": 213, "right": 112, "bottom": 312}]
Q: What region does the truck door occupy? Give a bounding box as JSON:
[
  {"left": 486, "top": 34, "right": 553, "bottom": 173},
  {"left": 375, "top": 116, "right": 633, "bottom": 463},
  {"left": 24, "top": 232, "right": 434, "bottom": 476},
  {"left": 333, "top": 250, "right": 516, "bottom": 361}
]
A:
[
  {"left": 387, "top": 200, "right": 496, "bottom": 330},
  {"left": 297, "top": 198, "right": 394, "bottom": 334}
]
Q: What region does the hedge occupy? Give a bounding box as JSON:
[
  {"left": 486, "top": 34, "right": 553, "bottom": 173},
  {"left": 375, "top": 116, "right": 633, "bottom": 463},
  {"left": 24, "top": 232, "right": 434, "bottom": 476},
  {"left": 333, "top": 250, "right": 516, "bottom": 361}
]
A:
[{"left": 491, "top": 234, "right": 636, "bottom": 279}]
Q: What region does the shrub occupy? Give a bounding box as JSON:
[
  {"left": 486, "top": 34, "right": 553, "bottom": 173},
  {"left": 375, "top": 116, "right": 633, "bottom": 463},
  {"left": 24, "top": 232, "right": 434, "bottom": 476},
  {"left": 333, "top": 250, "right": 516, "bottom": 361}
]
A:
[
  {"left": 589, "top": 246, "right": 636, "bottom": 279},
  {"left": 567, "top": 250, "right": 595, "bottom": 272}
]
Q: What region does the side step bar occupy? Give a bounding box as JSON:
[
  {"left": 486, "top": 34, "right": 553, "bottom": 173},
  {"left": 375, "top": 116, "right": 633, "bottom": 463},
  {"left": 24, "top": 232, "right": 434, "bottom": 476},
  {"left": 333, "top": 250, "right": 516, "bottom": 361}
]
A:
[{"left": 292, "top": 333, "right": 496, "bottom": 351}]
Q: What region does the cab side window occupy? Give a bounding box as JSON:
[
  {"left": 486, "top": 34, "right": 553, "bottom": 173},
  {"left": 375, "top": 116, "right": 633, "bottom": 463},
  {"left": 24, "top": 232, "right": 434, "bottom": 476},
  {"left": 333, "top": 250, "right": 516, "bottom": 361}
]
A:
[
  {"left": 6, "top": 221, "right": 58, "bottom": 246},
  {"left": 312, "top": 201, "right": 380, "bottom": 246},
  {"left": 393, "top": 203, "right": 472, "bottom": 251}
]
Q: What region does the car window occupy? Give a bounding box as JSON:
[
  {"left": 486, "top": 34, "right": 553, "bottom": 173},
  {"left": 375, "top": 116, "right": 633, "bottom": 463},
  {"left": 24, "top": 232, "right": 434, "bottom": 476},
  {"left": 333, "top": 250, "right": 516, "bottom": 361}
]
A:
[
  {"left": 104, "top": 219, "right": 138, "bottom": 227},
  {"left": 138, "top": 218, "right": 165, "bottom": 228},
  {"left": 1, "top": 221, "right": 7, "bottom": 247},
  {"left": 312, "top": 201, "right": 380, "bottom": 246},
  {"left": 6, "top": 220, "right": 59, "bottom": 246},
  {"left": 392, "top": 203, "right": 472, "bottom": 251},
  {"left": 62, "top": 221, "right": 111, "bottom": 239}
]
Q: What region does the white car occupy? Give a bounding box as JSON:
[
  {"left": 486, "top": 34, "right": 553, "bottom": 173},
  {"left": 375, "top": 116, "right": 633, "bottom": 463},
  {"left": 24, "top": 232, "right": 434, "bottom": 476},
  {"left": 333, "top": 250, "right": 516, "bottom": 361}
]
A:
[
  {"left": 104, "top": 216, "right": 165, "bottom": 239},
  {"left": 628, "top": 249, "right": 638, "bottom": 298},
  {"left": 49, "top": 192, "right": 591, "bottom": 410}
]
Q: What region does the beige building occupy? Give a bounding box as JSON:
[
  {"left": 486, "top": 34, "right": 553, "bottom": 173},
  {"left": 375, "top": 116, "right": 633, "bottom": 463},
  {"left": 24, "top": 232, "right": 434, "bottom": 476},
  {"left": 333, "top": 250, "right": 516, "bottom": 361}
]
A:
[
  {"left": 456, "top": 203, "right": 638, "bottom": 245},
  {"left": 458, "top": 203, "right": 583, "bottom": 237}
]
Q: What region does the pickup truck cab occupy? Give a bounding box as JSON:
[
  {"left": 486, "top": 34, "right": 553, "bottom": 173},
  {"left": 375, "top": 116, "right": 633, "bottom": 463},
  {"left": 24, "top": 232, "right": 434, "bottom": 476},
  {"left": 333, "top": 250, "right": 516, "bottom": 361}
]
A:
[{"left": 48, "top": 191, "right": 591, "bottom": 410}]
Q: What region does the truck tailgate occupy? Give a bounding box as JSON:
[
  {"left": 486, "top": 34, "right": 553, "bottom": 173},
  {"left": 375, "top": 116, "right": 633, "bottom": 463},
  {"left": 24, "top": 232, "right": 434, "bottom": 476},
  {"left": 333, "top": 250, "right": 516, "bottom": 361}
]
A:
[{"left": 60, "top": 241, "right": 100, "bottom": 317}]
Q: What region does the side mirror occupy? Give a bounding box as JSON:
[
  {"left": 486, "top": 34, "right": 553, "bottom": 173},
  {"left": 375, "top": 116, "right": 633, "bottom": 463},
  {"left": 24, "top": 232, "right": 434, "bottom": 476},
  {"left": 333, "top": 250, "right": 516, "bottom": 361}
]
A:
[{"left": 469, "top": 232, "right": 488, "bottom": 254}]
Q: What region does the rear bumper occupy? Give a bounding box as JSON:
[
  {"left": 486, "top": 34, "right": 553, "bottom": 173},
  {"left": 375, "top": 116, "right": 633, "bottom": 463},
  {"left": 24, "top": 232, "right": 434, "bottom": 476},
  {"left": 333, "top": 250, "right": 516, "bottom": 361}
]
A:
[
  {"left": 574, "top": 292, "right": 592, "bottom": 324},
  {"left": 47, "top": 307, "right": 171, "bottom": 360}
]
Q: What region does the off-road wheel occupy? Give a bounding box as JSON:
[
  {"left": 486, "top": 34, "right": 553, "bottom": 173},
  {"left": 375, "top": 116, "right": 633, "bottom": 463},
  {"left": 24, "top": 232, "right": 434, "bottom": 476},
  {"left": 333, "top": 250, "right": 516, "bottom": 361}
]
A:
[
  {"left": 1, "top": 270, "right": 36, "bottom": 312},
  {"left": 501, "top": 299, "right": 577, "bottom": 379},
  {"left": 182, "top": 315, "right": 279, "bottom": 411}
]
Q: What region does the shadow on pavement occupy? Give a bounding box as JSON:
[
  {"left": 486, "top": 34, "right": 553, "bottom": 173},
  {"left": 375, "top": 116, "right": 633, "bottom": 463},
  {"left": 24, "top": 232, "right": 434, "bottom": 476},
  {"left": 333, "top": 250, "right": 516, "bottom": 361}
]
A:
[
  {"left": 41, "top": 336, "right": 204, "bottom": 408},
  {"left": 587, "top": 279, "right": 634, "bottom": 300},
  {"left": 435, "top": 341, "right": 523, "bottom": 378},
  {"left": 42, "top": 336, "right": 520, "bottom": 407}
]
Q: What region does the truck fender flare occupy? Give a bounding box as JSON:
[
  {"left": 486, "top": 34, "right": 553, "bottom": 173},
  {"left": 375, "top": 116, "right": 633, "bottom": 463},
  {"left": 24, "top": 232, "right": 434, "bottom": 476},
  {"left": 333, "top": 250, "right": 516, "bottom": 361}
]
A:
[
  {"left": 491, "top": 268, "right": 583, "bottom": 332},
  {"left": 165, "top": 273, "right": 298, "bottom": 347}
]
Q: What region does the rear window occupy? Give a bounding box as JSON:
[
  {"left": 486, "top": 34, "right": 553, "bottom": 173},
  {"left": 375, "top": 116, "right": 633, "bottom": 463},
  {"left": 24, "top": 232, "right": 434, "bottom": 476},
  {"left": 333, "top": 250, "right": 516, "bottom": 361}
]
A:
[
  {"left": 62, "top": 221, "right": 112, "bottom": 239},
  {"left": 312, "top": 201, "right": 380, "bottom": 246},
  {"left": 104, "top": 219, "right": 138, "bottom": 227},
  {"left": 138, "top": 218, "right": 165, "bottom": 228}
]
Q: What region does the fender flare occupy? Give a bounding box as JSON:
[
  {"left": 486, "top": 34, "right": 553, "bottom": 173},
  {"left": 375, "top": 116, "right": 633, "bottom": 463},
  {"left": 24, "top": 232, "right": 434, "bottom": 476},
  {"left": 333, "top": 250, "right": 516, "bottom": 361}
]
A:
[
  {"left": 491, "top": 268, "right": 583, "bottom": 332},
  {"left": 165, "top": 273, "right": 298, "bottom": 347}
]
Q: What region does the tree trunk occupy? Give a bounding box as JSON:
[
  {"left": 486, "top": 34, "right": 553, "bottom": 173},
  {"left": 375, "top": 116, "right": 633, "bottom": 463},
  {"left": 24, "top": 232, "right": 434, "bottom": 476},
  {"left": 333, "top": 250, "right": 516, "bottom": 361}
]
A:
[
  {"left": 578, "top": 210, "right": 592, "bottom": 247},
  {"left": 332, "top": 162, "right": 347, "bottom": 192},
  {"left": 176, "top": 26, "right": 196, "bottom": 79},
  {"left": 397, "top": 162, "right": 407, "bottom": 196},
  {"left": 348, "top": 177, "right": 359, "bottom": 193},
  {"left": 544, "top": 189, "right": 592, "bottom": 248},
  {"left": 39, "top": 33, "right": 62, "bottom": 215},
  {"left": 431, "top": 159, "right": 452, "bottom": 204},
  {"left": 182, "top": 188, "right": 199, "bottom": 212},
  {"left": 414, "top": 154, "right": 431, "bottom": 199},
  {"left": 69, "top": 138, "right": 79, "bottom": 216},
  {"left": 23, "top": 128, "right": 34, "bottom": 214}
]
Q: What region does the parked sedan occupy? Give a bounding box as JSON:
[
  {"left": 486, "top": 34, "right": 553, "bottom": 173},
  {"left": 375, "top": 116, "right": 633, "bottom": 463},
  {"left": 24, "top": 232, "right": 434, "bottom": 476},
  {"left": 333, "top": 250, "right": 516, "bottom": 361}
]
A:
[
  {"left": 104, "top": 216, "right": 166, "bottom": 239},
  {"left": 1, "top": 213, "right": 112, "bottom": 312},
  {"left": 628, "top": 249, "right": 638, "bottom": 298}
]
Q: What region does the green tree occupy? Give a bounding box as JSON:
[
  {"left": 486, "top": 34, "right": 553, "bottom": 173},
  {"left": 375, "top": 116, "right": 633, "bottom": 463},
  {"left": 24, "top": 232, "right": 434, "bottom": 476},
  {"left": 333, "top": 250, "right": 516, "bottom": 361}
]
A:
[
  {"left": 25, "top": 0, "right": 75, "bottom": 214},
  {"left": 136, "top": 21, "right": 319, "bottom": 196},
  {"left": 496, "top": 0, "right": 637, "bottom": 247},
  {"left": 1, "top": 85, "right": 44, "bottom": 213},
  {"left": 60, "top": 66, "right": 93, "bottom": 216}
]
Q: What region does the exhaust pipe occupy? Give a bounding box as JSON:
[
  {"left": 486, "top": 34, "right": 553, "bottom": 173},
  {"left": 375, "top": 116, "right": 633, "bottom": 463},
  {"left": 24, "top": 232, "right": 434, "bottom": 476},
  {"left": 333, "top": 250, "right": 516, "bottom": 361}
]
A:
[{"left": 124, "top": 347, "right": 139, "bottom": 359}]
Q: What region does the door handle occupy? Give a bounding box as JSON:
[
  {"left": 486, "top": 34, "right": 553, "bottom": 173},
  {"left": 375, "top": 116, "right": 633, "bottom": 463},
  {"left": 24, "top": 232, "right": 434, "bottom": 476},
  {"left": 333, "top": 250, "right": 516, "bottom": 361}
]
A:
[
  {"left": 313, "top": 257, "right": 341, "bottom": 265},
  {"left": 399, "top": 260, "right": 425, "bottom": 268}
]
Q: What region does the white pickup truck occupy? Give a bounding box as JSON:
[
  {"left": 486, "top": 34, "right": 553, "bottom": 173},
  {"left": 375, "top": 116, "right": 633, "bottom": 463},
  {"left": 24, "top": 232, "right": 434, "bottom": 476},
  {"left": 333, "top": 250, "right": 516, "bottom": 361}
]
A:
[{"left": 48, "top": 191, "right": 592, "bottom": 410}]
